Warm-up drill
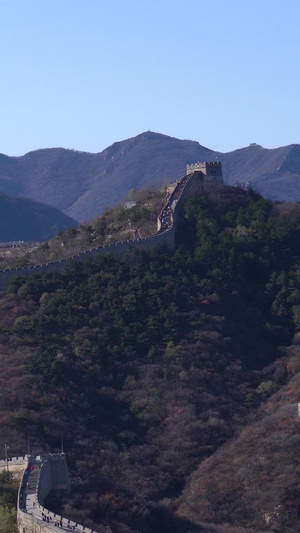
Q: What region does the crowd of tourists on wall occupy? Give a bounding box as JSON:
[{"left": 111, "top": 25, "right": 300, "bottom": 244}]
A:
[
  {"left": 158, "top": 173, "right": 191, "bottom": 232},
  {"left": 0, "top": 240, "right": 25, "bottom": 248}
]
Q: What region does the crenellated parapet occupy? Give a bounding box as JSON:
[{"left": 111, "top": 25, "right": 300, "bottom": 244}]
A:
[{"left": 186, "top": 161, "right": 223, "bottom": 184}]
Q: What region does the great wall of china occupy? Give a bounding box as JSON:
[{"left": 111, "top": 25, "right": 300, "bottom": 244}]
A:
[
  {"left": 1, "top": 453, "right": 97, "bottom": 533},
  {"left": 0, "top": 162, "right": 223, "bottom": 290},
  {"left": 0, "top": 163, "right": 223, "bottom": 533}
]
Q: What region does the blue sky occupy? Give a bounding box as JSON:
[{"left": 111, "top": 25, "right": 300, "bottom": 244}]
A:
[{"left": 1, "top": 0, "right": 300, "bottom": 155}]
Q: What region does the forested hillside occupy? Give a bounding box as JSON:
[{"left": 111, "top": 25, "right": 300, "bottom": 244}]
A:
[
  {"left": 178, "top": 373, "right": 300, "bottom": 531},
  {"left": 1, "top": 183, "right": 300, "bottom": 531}
]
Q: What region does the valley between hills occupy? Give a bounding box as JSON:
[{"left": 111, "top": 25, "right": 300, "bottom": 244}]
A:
[{"left": 2, "top": 133, "right": 300, "bottom": 532}]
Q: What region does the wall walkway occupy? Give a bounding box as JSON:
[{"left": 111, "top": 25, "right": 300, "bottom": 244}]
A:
[{"left": 16, "top": 454, "right": 98, "bottom": 533}]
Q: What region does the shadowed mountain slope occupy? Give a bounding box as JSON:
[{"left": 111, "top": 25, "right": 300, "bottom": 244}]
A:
[
  {"left": 0, "top": 132, "right": 299, "bottom": 222},
  {"left": 0, "top": 193, "right": 78, "bottom": 241},
  {"left": 178, "top": 372, "right": 300, "bottom": 532}
]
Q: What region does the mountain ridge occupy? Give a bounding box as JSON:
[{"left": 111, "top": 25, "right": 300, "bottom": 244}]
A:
[{"left": 0, "top": 132, "right": 299, "bottom": 222}]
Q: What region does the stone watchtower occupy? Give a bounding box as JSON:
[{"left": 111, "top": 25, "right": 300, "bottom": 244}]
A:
[{"left": 186, "top": 161, "right": 223, "bottom": 185}]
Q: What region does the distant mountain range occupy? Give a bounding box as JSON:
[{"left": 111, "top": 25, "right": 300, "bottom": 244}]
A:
[
  {"left": 0, "top": 132, "right": 300, "bottom": 222},
  {"left": 0, "top": 193, "right": 78, "bottom": 242}
]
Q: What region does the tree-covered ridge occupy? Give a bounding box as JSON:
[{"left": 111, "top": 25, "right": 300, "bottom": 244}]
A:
[{"left": 0, "top": 184, "right": 300, "bottom": 531}]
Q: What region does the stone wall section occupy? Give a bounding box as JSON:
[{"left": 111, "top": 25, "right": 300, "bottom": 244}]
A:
[
  {"left": 36, "top": 458, "right": 52, "bottom": 506},
  {"left": 17, "top": 454, "right": 95, "bottom": 533},
  {"left": 0, "top": 168, "right": 206, "bottom": 289}
]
